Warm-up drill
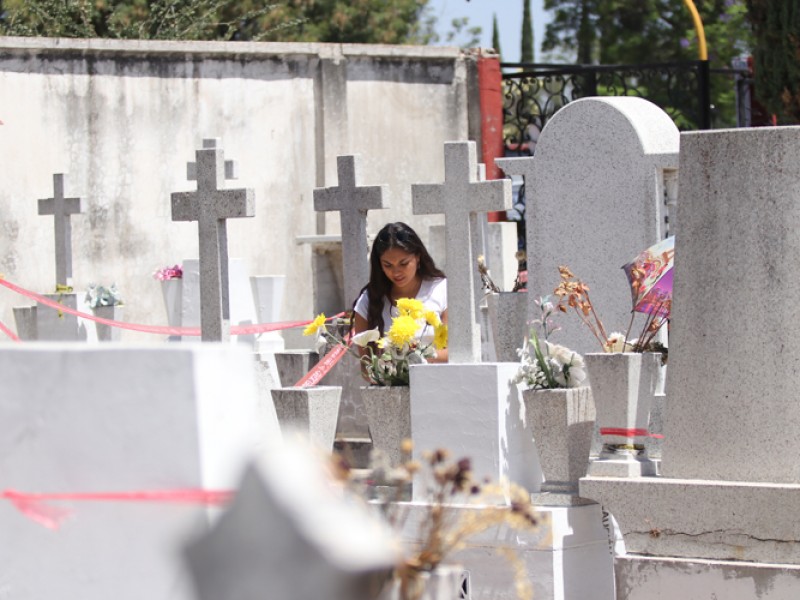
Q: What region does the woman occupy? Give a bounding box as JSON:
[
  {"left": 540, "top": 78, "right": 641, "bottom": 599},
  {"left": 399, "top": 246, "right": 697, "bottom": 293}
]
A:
[{"left": 352, "top": 222, "right": 448, "bottom": 363}]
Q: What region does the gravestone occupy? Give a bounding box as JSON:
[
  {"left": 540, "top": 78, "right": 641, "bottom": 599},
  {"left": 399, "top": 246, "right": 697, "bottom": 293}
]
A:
[
  {"left": 497, "top": 97, "right": 679, "bottom": 354},
  {"left": 171, "top": 138, "right": 255, "bottom": 342},
  {"left": 184, "top": 439, "right": 397, "bottom": 600},
  {"left": 313, "top": 154, "right": 388, "bottom": 307},
  {"left": 412, "top": 141, "right": 511, "bottom": 363},
  {"left": 580, "top": 126, "right": 800, "bottom": 596},
  {"left": 39, "top": 173, "right": 83, "bottom": 288},
  {"left": 0, "top": 343, "right": 280, "bottom": 600}
]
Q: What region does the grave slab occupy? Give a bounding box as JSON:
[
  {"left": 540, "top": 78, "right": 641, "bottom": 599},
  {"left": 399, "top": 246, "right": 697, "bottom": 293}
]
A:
[
  {"left": 0, "top": 343, "right": 279, "bottom": 600},
  {"left": 409, "top": 363, "right": 541, "bottom": 500}
]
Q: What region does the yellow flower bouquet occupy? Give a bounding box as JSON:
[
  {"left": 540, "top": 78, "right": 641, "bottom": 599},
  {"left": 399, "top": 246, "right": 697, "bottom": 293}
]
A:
[{"left": 304, "top": 298, "right": 448, "bottom": 387}]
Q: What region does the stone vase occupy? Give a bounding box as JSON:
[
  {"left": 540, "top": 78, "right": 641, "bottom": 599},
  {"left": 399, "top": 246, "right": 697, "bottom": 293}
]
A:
[
  {"left": 362, "top": 385, "right": 411, "bottom": 468},
  {"left": 92, "top": 304, "right": 123, "bottom": 342},
  {"left": 486, "top": 291, "right": 528, "bottom": 363},
  {"left": 522, "top": 386, "right": 595, "bottom": 502},
  {"left": 160, "top": 278, "right": 182, "bottom": 341},
  {"left": 270, "top": 386, "right": 341, "bottom": 453},
  {"left": 584, "top": 352, "right": 661, "bottom": 477},
  {"left": 378, "top": 565, "right": 467, "bottom": 600}
]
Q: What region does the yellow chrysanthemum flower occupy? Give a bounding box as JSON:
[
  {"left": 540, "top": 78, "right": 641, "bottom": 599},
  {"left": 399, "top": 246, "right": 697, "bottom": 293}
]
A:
[
  {"left": 303, "top": 313, "right": 327, "bottom": 336},
  {"left": 424, "top": 310, "right": 441, "bottom": 327},
  {"left": 433, "top": 323, "right": 448, "bottom": 350},
  {"left": 396, "top": 297, "right": 425, "bottom": 320},
  {"left": 388, "top": 314, "right": 420, "bottom": 347}
]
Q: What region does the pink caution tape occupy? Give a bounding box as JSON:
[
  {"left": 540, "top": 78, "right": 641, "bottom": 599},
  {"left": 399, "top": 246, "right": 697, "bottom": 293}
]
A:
[
  {"left": 0, "top": 277, "right": 339, "bottom": 337},
  {"left": 0, "top": 488, "right": 233, "bottom": 530},
  {"left": 0, "top": 318, "right": 20, "bottom": 342},
  {"left": 294, "top": 332, "right": 352, "bottom": 388},
  {"left": 600, "top": 427, "right": 664, "bottom": 439}
]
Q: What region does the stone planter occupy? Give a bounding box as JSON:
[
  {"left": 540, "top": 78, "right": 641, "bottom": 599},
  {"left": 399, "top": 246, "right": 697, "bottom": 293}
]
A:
[
  {"left": 378, "top": 564, "right": 468, "bottom": 600},
  {"left": 522, "top": 386, "right": 595, "bottom": 504},
  {"left": 270, "top": 386, "right": 341, "bottom": 453},
  {"left": 362, "top": 386, "right": 411, "bottom": 468},
  {"left": 92, "top": 304, "right": 123, "bottom": 342},
  {"left": 584, "top": 352, "right": 661, "bottom": 477},
  {"left": 486, "top": 291, "right": 528, "bottom": 363}
]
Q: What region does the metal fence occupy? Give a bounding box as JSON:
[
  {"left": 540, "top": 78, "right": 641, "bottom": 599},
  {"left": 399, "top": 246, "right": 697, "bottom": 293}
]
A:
[{"left": 501, "top": 60, "right": 751, "bottom": 154}]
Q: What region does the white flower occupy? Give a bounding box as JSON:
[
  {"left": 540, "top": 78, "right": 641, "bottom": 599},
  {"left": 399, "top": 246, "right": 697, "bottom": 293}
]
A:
[
  {"left": 604, "top": 332, "right": 634, "bottom": 353},
  {"left": 352, "top": 328, "right": 380, "bottom": 347}
]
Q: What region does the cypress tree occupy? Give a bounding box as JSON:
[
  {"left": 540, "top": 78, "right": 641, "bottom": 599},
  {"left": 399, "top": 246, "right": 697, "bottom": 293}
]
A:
[
  {"left": 521, "top": 0, "right": 534, "bottom": 63},
  {"left": 492, "top": 13, "right": 502, "bottom": 59}
]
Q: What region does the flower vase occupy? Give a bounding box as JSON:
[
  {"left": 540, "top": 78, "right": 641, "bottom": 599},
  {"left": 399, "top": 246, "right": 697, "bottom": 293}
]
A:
[
  {"left": 522, "top": 386, "right": 596, "bottom": 505},
  {"left": 160, "top": 278, "right": 182, "bottom": 342},
  {"left": 486, "top": 291, "right": 528, "bottom": 363},
  {"left": 270, "top": 386, "right": 341, "bottom": 453},
  {"left": 378, "top": 565, "right": 468, "bottom": 600},
  {"left": 92, "top": 304, "right": 123, "bottom": 342},
  {"left": 584, "top": 352, "right": 661, "bottom": 477},
  {"left": 362, "top": 386, "right": 411, "bottom": 468}
]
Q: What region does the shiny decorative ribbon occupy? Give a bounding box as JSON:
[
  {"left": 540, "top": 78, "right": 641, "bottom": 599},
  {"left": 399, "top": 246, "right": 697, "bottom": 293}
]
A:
[
  {"left": 0, "top": 488, "right": 233, "bottom": 530},
  {"left": 0, "top": 277, "right": 340, "bottom": 337},
  {"left": 600, "top": 427, "right": 664, "bottom": 439}
]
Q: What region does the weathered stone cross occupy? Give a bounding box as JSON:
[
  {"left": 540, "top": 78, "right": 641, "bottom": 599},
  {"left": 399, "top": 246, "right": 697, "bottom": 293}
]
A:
[
  {"left": 171, "top": 138, "right": 255, "bottom": 342},
  {"left": 412, "top": 141, "right": 511, "bottom": 363},
  {"left": 38, "top": 173, "right": 84, "bottom": 288},
  {"left": 313, "top": 155, "right": 388, "bottom": 306}
]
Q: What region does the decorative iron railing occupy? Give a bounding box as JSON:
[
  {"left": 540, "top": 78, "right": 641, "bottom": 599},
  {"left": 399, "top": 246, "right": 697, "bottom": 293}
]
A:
[{"left": 501, "top": 60, "right": 750, "bottom": 154}]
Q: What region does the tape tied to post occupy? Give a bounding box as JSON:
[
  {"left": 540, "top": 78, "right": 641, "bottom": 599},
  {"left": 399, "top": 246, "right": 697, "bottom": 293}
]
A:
[{"left": 599, "top": 427, "right": 664, "bottom": 439}]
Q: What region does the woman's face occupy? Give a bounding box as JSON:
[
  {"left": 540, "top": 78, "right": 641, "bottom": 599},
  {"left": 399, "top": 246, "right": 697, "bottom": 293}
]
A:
[{"left": 380, "top": 247, "right": 419, "bottom": 289}]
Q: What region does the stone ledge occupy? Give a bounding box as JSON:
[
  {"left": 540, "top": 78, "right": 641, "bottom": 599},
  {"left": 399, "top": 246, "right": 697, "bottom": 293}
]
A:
[{"left": 579, "top": 476, "right": 800, "bottom": 564}]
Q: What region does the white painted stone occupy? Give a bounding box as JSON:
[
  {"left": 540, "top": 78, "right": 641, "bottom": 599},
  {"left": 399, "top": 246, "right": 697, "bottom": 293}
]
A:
[
  {"left": 409, "top": 363, "right": 541, "bottom": 499},
  {"left": 395, "top": 502, "right": 614, "bottom": 600},
  {"left": 171, "top": 138, "right": 255, "bottom": 342},
  {"left": 498, "top": 98, "right": 679, "bottom": 355},
  {"left": 184, "top": 440, "right": 398, "bottom": 600},
  {"left": 412, "top": 142, "right": 512, "bottom": 363},
  {"left": 0, "top": 343, "right": 278, "bottom": 600}
]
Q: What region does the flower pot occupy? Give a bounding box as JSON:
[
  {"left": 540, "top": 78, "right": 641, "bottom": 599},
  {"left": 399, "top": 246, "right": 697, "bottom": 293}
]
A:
[
  {"left": 584, "top": 352, "right": 660, "bottom": 477},
  {"left": 92, "top": 304, "right": 123, "bottom": 342},
  {"left": 160, "top": 278, "right": 182, "bottom": 341},
  {"left": 362, "top": 386, "right": 411, "bottom": 468},
  {"left": 378, "top": 565, "right": 468, "bottom": 600},
  {"left": 270, "top": 386, "right": 341, "bottom": 453},
  {"left": 522, "top": 386, "right": 595, "bottom": 502},
  {"left": 486, "top": 291, "right": 528, "bottom": 363}
]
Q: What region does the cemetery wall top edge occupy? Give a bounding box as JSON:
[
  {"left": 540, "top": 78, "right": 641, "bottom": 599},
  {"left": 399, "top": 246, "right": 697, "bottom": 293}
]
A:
[{"left": 0, "top": 36, "right": 466, "bottom": 61}]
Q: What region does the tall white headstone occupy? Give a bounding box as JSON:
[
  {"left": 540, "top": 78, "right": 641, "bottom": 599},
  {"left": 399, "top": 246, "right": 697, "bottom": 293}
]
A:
[{"left": 499, "top": 97, "right": 679, "bottom": 353}]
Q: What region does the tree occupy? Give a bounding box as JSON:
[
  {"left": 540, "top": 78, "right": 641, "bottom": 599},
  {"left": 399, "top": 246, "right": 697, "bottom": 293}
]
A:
[
  {"left": 492, "top": 12, "right": 502, "bottom": 59},
  {"left": 0, "top": 0, "right": 436, "bottom": 44},
  {"left": 521, "top": 0, "right": 534, "bottom": 62},
  {"left": 746, "top": 0, "right": 800, "bottom": 123}
]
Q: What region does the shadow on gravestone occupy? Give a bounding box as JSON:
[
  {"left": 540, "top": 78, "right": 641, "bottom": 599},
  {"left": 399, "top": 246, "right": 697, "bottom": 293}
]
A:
[{"left": 184, "top": 436, "right": 398, "bottom": 600}]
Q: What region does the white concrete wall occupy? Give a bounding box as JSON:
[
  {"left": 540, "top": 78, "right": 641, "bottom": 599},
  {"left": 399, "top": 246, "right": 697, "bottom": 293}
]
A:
[{"left": 0, "top": 38, "right": 475, "bottom": 341}]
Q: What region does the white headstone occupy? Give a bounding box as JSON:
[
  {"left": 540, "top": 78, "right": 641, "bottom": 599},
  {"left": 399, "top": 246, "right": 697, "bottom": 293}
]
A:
[
  {"left": 171, "top": 138, "right": 255, "bottom": 342},
  {"left": 184, "top": 439, "right": 397, "bottom": 600},
  {"left": 498, "top": 97, "right": 679, "bottom": 353},
  {"left": 0, "top": 343, "right": 279, "bottom": 600},
  {"left": 313, "top": 155, "right": 388, "bottom": 307},
  {"left": 412, "top": 142, "right": 511, "bottom": 363}
]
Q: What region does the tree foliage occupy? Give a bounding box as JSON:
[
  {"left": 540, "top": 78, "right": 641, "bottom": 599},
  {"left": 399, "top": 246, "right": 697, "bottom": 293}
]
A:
[
  {"left": 746, "top": 0, "right": 800, "bottom": 123},
  {"left": 0, "top": 0, "right": 436, "bottom": 44},
  {"left": 521, "top": 0, "right": 534, "bottom": 62}
]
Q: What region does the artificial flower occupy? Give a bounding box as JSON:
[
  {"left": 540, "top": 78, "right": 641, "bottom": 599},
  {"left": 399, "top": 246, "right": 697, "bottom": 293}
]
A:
[
  {"left": 388, "top": 314, "right": 419, "bottom": 347},
  {"left": 424, "top": 310, "right": 441, "bottom": 327},
  {"left": 433, "top": 322, "right": 448, "bottom": 350},
  {"left": 352, "top": 328, "right": 380, "bottom": 347},
  {"left": 396, "top": 297, "right": 425, "bottom": 319}
]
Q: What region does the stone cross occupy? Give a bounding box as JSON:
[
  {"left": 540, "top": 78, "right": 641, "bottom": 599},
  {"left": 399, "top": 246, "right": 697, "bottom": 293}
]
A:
[
  {"left": 313, "top": 155, "right": 388, "bottom": 307},
  {"left": 171, "top": 138, "right": 255, "bottom": 342},
  {"left": 38, "top": 173, "right": 84, "bottom": 288},
  {"left": 412, "top": 141, "right": 511, "bottom": 363}
]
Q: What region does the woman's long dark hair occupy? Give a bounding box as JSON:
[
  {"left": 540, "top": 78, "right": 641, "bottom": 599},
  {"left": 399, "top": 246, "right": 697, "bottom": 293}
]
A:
[{"left": 351, "top": 222, "right": 444, "bottom": 334}]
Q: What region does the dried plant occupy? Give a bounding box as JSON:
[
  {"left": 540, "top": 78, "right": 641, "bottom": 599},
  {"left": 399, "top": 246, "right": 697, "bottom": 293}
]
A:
[
  {"left": 477, "top": 252, "right": 528, "bottom": 294},
  {"left": 334, "top": 442, "right": 539, "bottom": 600}
]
